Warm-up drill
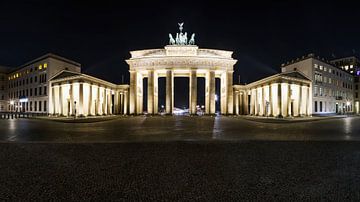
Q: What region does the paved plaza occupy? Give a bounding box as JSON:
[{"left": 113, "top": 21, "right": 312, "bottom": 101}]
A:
[
  {"left": 0, "top": 115, "right": 359, "bottom": 142},
  {"left": 1, "top": 116, "right": 360, "bottom": 200}
]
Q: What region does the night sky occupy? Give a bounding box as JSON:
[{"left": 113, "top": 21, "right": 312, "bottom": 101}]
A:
[{"left": 1, "top": 1, "right": 360, "bottom": 108}]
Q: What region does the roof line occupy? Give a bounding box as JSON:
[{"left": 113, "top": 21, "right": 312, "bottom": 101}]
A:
[{"left": 8, "top": 53, "right": 81, "bottom": 73}]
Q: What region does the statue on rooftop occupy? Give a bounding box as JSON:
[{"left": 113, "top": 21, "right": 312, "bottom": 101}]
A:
[{"left": 168, "top": 22, "right": 195, "bottom": 46}]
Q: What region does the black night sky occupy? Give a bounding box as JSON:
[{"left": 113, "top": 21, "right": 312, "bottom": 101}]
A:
[{"left": 1, "top": 1, "right": 360, "bottom": 108}]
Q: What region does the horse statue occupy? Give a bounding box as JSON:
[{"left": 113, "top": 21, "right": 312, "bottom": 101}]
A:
[
  {"left": 189, "top": 33, "right": 195, "bottom": 45},
  {"left": 175, "top": 33, "right": 180, "bottom": 44},
  {"left": 183, "top": 32, "right": 188, "bottom": 44},
  {"left": 169, "top": 33, "right": 176, "bottom": 45}
]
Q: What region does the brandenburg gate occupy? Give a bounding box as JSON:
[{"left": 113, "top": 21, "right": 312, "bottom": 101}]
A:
[{"left": 126, "top": 23, "right": 237, "bottom": 115}]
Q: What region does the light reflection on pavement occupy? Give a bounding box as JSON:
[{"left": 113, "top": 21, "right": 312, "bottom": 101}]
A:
[{"left": 0, "top": 116, "right": 359, "bottom": 142}]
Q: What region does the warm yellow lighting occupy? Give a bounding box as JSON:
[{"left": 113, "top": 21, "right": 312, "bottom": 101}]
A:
[
  {"left": 39, "top": 65, "right": 42, "bottom": 70},
  {"left": 44, "top": 63, "right": 47, "bottom": 68},
  {"left": 16, "top": 73, "right": 19, "bottom": 78}
]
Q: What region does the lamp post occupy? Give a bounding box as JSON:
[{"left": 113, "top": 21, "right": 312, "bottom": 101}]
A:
[{"left": 74, "top": 101, "right": 77, "bottom": 118}]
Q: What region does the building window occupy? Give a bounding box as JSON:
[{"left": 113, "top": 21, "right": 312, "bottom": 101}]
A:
[
  {"left": 44, "top": 101, "right": 47, "bottom": 111},
  {"left": 30, "top": 101, "right": 33, "bottom": 111},
  {"left": 319, "top": 87, "right": 323, "bottom": 96},
  {"left": 39, "top": 101, "right": 42, "bottom": 112},
  {"left": 315, "top": 101, "right": 318, "bottom": 112},
  {"left": 39, "top": 87, "right": 42, "bottom": 96},
  {"left": 44, "top": 86, "right": 47, "bottom": 95},
  {"left": 356, "top": 92, "right": 359, "bottom": 99},
  {"left": 30, "top": 88, "right": 32, "bottom": 96},
  {"left": 35, "top": 88, "right": 37, "bottom": 96},
  {"left": 34, "top": 76, "right": 37, "bottom": 83},
  {"left": 356, "top": 85, "right": 358, "bottom": 90},
  {"left": 320, "top": 101, "right": 323, "bottom": 112}
]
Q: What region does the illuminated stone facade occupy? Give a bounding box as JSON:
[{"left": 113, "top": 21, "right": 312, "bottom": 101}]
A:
[
  {"left": 233, "top": 72, "right": 312, "bottom": 117},
  {"left": 49, "top": 71, "right": 128, "bottom": 116},
  {"left": 126, "top": 45, "right": 237, "bottom": 115},
  {"left": 281, "top": 54, "right": 354, "bottom": 114}
]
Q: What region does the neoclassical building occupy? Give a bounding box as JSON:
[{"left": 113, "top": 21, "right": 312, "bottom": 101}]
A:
[
  {"left": 45, "top": 23, "right": 314, "bottom": 117},
  {"left": 49, "top": 70, "right": 128, "bottom": 116},
  {"left": 126, "top": 45, "right": 237, "bottom": 115},
  {"left": 233, "top": 72, "right": 312, "bottom": 117}
]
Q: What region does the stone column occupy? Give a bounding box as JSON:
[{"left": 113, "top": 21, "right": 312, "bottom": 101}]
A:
[
  {"left": 306, "top": 86, "right": 310, "bottom": 116},
  {"left": 205, "top": 70, "right": 215, "bottom": 114},
  {"left": 220, "top": 72, "right": 227, "bottom": 114},
  {"left": 166, "top": 70, "right": 173, "bottom": 114},
  {"left": 79, "top": 82, "right": 84, "bottom": 116},
  {"left": 129, "top": 71, "right": 136, "bottom": 115},
  {"left": 209, "top": 71, "right": 215, "bottom": 114},
  {"left": 69, "top": 83, "right": 73, "bottom": 115},
  {"left": 239, "top": 92, "right": 243, "bottom": 115},
  {"left": 54, "top": 85, "right": 60, "bottom": 114},
  {"left": 278, "top": 83, "right": 282, "bottom": 117},
  {"left": 148, "top": 70, "right": 154, "bottom": 114},
  {"left": 88, "top": 85, "right": 93, "bottom": 115},
  {"left": 119, "top": 93, "right": 123, "bottom": 114},
  {"left": 103, "top": 89, "right": 106, "bottom": 115},
  {"left": 205, "top": 71, "right": 210, "bottom": 114},
  {"left": 235, "top": 91, "right": 239, "bottom": 115},
  {"left": 255, "top": 88, "right": 259, "bottom": 116},
  {"left": 189, "top": 70, "right": 197, "bottom": 115},
  {"left": 114, "top": 91, "right": 119, "bottom": 114},
  {"left": 124, "top": 91, "right": 128, "bottom": 115},
  {"left": 137, "top": 73, "right": 143, "bottom": 115},
  {"left": 287, "top": 83, "right": 291, "bottom": 117},
  {"left": 154, "top": 72, "right": 158, "bottom": 114},
  {"left": 50, "top": 85, "right": 55, "bottom": 114},
  {"left": 269, "top": 84, "right": 272, "bottom": 116},
  {"left": 97, "top": 86, "right": 101, "bottom": 115},
  {"left": 298, "top": 84, "right": 303, "bottom": 116},
  {"left": 227, "top": 71, "right": 233, "bottom": 114},
  {"left": 59, "top": 84, "right": 63, "bottom": 115},
  {"left": 262, "top": 86, "right": 265, "bottom": 116},
  {"left": 244, "top": 91, "right": 249, "bottom": 115},
  {"left": 250, "top": 89, "right": 254, "bottom": 115},
  {"left": 108, "top": 90, "right": 112, "bottom": 114}
]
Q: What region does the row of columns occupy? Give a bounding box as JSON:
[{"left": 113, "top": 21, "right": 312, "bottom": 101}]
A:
[
  {"left": 50, "top": 82, "right": 128, "bottom": 116},
  {"left": 129, "top": 69, "right": 234, "bottom": 115},
  {"left": 234, "top": 83, "right": 311, "bottom": 117}
]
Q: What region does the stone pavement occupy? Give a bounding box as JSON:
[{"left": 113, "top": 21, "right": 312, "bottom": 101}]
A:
[{"left": 1, "top": 141, "right": 360, "bottom": 201}]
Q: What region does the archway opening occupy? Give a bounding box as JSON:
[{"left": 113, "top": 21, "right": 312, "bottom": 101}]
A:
[
  {"left": 143, "top": 77, "right": 148, "bottom": 113},
  {"left": 158, "top": 77, "right": 166, "bottom": 113},
  {"left": 215, "top": 78, "right": 221, "bottom": 113},
  {"left": 174, "top": 77, "right": 189, "bottom": 114},
  {"left": 197, "top": 77, "right": 205, "bottom": 115}
]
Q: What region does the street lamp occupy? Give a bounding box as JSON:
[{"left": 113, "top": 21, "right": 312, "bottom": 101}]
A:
[{"left": 74, "top": 101, "right": 77, "bottom": 118}]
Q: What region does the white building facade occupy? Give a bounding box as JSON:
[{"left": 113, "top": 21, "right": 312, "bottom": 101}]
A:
[
  {"left": 281, "top": 54, "right": 354, "bottom": 114},
  {"left": 5, "top": 54, "right": 81, "bottom": 113}
]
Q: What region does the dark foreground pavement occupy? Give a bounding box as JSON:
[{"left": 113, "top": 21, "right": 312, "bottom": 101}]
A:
[{"left": 1, "top": 142, "right": 360, "bottom": 201}]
